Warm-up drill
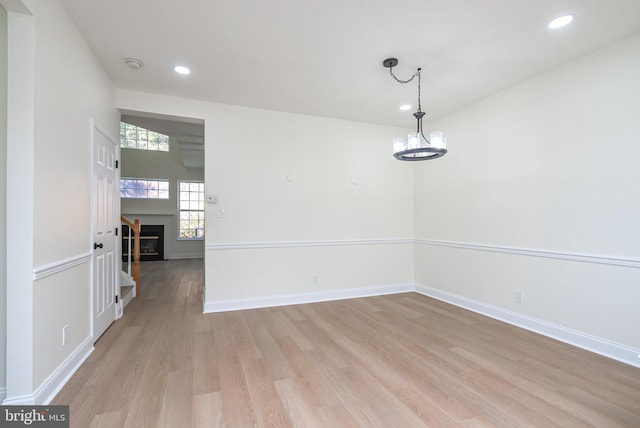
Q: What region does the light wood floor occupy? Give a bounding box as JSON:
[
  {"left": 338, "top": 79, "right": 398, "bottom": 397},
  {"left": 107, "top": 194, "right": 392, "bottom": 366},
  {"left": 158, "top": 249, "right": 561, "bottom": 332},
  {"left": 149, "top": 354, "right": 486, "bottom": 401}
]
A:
[{"left": 53, "top": 259, "right": 640, "bottom": 427}]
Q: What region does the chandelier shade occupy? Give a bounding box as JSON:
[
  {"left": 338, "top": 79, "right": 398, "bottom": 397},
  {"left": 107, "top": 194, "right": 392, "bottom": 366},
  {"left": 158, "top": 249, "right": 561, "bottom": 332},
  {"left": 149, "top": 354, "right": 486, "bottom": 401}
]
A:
[{"left": 384, "top": 58, "right": 447, "bottom": 161}]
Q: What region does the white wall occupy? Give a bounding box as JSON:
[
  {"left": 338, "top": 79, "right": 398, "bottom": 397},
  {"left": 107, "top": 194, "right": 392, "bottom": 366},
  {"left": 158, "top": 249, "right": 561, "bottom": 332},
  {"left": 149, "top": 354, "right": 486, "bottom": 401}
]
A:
[
  {"left": 116, "top": 90, "right": 415, "bottom": 308},
  {"left": 121, "top": 137, "right": 204, "bottom": 259},
  {"left": 4, "top": 0, "right": 118, "bottom": 403},
  {"left": 415, "top": 33, "right": 640, "bottom": 360},
  {"left": 4, "top": 0, "right": 35, "bottom": 402},
  {"left": 30, "top": 0, "right": 118, "bottom": 390},
  {"left": 0, "top": 3, "right": 8, "bottom": 401}
]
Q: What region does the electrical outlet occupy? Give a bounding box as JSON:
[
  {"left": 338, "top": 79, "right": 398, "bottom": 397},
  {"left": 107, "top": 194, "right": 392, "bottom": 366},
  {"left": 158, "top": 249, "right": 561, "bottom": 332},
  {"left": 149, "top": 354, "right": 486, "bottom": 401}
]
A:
[
  {"left": 514, "top": 290, "right": 524, "bottom": 304},
  {"left": 62, "top": 325, "right": 69, "bottom": 346},
  {"left": 312, "top": 275, "right": 319, "bottom": 286}
]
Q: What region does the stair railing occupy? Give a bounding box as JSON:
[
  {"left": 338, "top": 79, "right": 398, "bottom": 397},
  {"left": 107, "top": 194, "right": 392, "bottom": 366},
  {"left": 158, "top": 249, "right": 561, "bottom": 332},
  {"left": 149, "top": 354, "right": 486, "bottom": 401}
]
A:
[{"left": 120, "top": 215, "right": 141, "bottom": 296}]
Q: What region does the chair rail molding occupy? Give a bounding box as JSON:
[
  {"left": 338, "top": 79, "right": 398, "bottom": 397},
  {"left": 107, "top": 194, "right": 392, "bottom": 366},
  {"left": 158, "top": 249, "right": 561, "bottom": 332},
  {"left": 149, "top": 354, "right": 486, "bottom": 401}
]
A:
[
  {"left": 206, "top": 238, "right": 414, "bottom": 251},
  {"left": 33, "top": 252, "right": 92, "bottom": 281},
  {"left": 416, "top": 239, "right": 640, "bottom": 268}
]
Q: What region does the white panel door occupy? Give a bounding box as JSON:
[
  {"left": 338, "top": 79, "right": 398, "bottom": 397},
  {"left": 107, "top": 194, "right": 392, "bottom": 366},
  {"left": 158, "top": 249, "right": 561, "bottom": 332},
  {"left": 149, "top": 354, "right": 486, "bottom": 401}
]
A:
[{"left": 92, "top": 125, "right": 118, "bottom": 341}]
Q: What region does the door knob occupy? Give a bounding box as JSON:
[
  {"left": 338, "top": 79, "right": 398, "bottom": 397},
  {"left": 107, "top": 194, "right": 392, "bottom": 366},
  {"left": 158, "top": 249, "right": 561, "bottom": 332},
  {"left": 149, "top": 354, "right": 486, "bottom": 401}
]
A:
[{"left": 94, "top": 242, "right": 103, "bottom": 249}]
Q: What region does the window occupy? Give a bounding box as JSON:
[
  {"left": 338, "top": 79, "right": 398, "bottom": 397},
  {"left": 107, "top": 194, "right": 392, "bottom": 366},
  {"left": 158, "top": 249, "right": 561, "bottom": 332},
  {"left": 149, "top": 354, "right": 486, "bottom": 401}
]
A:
[
  {"left": 120, "top": 122, "right": 170, "bottom": 152},
  {"left": 120, "top": 178, "right": 170, "bottom": 199},
  {"left": 179, "top": 181, "right": 205, "bottom": 239}
]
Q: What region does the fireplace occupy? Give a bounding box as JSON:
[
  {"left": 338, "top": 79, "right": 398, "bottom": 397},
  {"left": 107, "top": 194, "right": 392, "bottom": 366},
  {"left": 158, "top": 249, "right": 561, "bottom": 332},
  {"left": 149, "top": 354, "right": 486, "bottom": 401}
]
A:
[{"left": 122, "top": 224, "right": 165, "bottom": 261}]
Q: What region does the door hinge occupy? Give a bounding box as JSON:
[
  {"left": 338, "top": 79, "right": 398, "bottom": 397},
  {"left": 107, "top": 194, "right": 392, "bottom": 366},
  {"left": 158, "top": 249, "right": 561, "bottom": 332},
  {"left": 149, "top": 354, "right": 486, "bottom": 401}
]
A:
[
  {"left": 115, "top": 160, "right": 119, "bottom": 168},
  {"left": 115, "top": 227, "right": 118, "bottom": 236},
  {"left": 115, "top": 295, "right": 119, "bottom": 303}
]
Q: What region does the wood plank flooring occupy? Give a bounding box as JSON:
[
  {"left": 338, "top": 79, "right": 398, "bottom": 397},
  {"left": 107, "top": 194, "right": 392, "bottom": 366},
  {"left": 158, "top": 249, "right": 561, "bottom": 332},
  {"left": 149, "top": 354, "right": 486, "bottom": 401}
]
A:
[{"left": 52, "top": 259, "right": 640, "bottom": 427}]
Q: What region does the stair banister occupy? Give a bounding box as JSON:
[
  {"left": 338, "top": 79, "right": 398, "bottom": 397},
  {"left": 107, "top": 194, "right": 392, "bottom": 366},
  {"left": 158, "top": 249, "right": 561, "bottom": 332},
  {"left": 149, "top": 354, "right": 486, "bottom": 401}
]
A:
[{"left": 120, "top": 215, "right": 141, "bottom": 296}]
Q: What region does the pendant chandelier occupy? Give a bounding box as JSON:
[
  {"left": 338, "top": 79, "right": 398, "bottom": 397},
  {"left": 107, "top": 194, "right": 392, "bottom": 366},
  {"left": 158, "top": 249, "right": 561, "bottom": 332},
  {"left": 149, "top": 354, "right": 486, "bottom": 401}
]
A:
[{"left": 383, "top": 58, "right": 447, "bottom": 161}]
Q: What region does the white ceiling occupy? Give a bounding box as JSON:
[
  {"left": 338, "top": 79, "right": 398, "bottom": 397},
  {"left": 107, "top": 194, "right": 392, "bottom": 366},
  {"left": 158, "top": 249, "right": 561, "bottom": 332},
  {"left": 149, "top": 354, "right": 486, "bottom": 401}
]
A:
[{"left": 60, "top": 0, "right": 640, "bottom": 128}]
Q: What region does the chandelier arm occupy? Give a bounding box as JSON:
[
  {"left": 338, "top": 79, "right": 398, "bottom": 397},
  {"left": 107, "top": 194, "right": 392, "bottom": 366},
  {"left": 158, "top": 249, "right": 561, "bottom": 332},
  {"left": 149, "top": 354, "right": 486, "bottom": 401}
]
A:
[
  {"left": 420, "top": 128, "right": 431, "bottom": 144},
  {"left": 416, "top": 114, "right": 431, "bottom": 144}
]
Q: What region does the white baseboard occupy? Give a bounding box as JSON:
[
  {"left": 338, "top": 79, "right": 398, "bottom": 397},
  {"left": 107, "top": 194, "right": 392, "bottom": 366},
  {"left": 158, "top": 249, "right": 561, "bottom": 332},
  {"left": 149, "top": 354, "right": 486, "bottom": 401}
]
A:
[
  {"left": 167, "top": 254, "right": 204, "bottom": 260},
  {"left": 37, "top": 335, "right": 94, "bottom": 404},
  {"left": 122, "top": 288, "right": 135, "bottom": 308},
  {"left": 203, "top": 283, "right": 414, "bottom": 313},
  {"left": 2, "top": 336, "right": 94, "bottom": 405},
  {"left": 415, "top": 283, "right": 640, "bottom": 369},
  {"left": 0, "top": 387, "right": 5, "bottom": 403}
]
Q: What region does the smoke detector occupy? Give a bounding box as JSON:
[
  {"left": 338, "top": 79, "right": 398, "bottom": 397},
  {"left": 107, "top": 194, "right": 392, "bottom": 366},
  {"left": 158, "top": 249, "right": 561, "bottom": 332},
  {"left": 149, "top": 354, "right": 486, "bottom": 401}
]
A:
[{"left": 124, "top": 58, "right": 143, "bottom": 70}]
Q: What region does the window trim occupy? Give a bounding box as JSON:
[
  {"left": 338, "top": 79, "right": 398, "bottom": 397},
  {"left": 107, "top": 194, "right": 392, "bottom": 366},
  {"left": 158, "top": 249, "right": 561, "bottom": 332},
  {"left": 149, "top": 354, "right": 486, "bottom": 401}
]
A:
[
  {"left": 120, "top": 178, "right": 170, "bottom": 199},
  {"left": 177, "top": 180, "right": 205, "bottom": 241},
  {"left": 120, "top": 121, "right": 170, "bottom": 152}
]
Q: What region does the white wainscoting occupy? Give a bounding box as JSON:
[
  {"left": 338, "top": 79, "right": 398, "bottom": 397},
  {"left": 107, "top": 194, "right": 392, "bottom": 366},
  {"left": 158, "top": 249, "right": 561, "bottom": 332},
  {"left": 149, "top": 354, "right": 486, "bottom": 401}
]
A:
[
  {"left": 24, "top": 253, "right": 94, "bottom": 405},
  {"left": 205, "top": 238, "right": 639, "bottom": 368},
  {"left": 204, "top": 238, "right": 414, "bottom": 313},
  {"left": 205, "top": 238, "right": 415, "bottom": 309}
]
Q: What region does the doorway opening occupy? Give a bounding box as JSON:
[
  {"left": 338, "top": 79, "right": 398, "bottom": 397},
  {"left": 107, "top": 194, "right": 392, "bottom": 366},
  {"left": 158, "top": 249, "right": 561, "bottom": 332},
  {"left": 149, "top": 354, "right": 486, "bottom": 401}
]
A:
[{"left": 117, "top": 110, "right": 205, "bottom": 300}]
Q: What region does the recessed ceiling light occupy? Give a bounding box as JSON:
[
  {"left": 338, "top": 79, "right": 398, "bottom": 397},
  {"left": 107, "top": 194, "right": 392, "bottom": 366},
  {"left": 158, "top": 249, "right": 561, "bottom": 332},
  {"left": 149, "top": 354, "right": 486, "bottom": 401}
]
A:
[
  {"left": 400, "top": 104, "right": 412, "bottom": 111},
  {"left": 548, "top": 14, "right": 574, "bottom": 29},
  {"left": 174, "top": 65, "right": 191, "bottom": 75}
]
